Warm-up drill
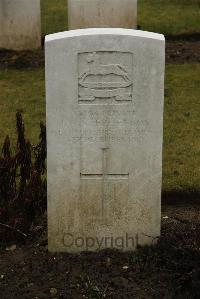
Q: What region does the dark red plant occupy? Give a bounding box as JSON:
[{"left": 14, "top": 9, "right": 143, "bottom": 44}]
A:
[{"left": 0, "top": 112, "right": 47, "bottom": 243}]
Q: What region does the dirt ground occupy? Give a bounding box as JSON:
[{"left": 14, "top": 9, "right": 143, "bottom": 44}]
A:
[
  {"left": 0, "top": 204, "right": 199, "bottom": 299},
  {"left": 0, "top": 37, "right": 200, "bottom": 68}
]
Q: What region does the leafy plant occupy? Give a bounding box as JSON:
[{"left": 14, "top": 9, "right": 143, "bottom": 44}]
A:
[{"left": 0, "top": 112, "right": 46, "bottom": 242}]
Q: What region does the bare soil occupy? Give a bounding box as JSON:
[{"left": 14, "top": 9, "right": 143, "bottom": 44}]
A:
[
  {"left": 166, "top": 40, "right": 200, "bottom": 64},
  {"left": 0, "top": 38, "right": 200, "bottom": 69},
  {"left": 0, "top": 204, "right": 200, "bottom": 299}
]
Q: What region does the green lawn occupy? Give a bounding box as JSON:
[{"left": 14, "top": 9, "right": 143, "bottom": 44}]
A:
[
  {"left": 41, "top": 0, "right": 200, "bottom": 36},
  {"left": 41, "top": 0, "right": 68, "bottom": 36},
  {"left": 163, "top": 64, "right": 200, "bottom": 192},
  {"left": 0, "top": 64, "right": 199, "bottom": 192},
  {"left": 0, "top": 69, "right": 45, "bottom": 145},
  {"left": 139, "top": 0, "right": 200, "bottom": 35}
]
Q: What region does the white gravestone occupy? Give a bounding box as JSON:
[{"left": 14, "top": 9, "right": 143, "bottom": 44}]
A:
[
  {"left": 46, "top": 28, "right": 165, "bottom": 252},
  {"left": 0, "top": 0, "right": 41, "bottom": 50},
  {"left": 68, "top": 0, "right": 137, "bottom": 29}
]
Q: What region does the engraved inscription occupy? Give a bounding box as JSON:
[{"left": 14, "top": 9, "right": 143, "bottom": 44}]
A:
[
  {"left": 69, "top": 108, "right": 149, "bottom": 143},
  {"left": 78, "top": 52, "right": 133, "bottom": 103}
]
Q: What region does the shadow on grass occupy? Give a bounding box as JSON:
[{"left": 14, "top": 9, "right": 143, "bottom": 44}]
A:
[
  {"left": 165, "top": 32, "right": 200, "bottom": 41},
  {"left": 162, "top": 189, "right": 200, "bottom": 205}
]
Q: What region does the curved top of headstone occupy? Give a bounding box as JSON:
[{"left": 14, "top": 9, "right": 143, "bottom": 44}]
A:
[
  {"left": 45, "top": 28, "right": 165, "bottom": 43},
  {"left": 45, "top": 26, "right": 165, "bottom": 253}
]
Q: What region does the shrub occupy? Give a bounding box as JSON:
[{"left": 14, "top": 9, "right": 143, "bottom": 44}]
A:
[{"left": 0, "top": 112, "right": 46, "bottom": 243}]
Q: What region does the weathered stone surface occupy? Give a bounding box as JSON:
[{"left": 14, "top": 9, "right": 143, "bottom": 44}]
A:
[
  {"left": 0, "top": 0, "right": 41, "bottom": 50},
  {"left": 68, "top": 0, "right": 137, "bottom": 29},
  {"left": 45, "top": 28, "right": 165, "bottom": 252}
]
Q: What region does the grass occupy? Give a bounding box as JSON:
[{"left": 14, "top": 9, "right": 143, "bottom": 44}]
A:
[
  {"left": 0, "top": 64, "right": 199, "bottom": 193},
  {"left": 0, "top": 69, "right": 45, "bottom": 145},
  {"left": 41, "top": 0, "right": 200, "bottom": 36},
  {"left": 139, "top": 0, "right": 200, "bottom": 35},
  {"left": 41, "top": 0, "right": 68, "bottom": 36},
  {"left": 163, "top": 64, "right": 200, "bottom": 192}
]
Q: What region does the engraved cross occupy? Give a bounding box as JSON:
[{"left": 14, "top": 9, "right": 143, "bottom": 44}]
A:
[{"left": 80, "top": 148, "right": 129, "bottom": 221}]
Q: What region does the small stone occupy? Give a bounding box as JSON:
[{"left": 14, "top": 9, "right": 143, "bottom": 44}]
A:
[
  {"left": 6, "top": 244, "right": 16, "bottom": 251},
  {"left": 106, "top": 257, "right": 111, "bottom": 267},
  {"left": 50, "top": 288, "right": 57, "bottom": 296}
]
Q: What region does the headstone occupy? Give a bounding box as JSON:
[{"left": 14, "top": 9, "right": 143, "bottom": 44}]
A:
[
  {"left": 68, "top": 0, "right": 137, "bottom": 29},
  {"left": 0, "top": 0, "right": 41, "bottom": 50},
  {"left": 46, "top": 28, "right": 165, "bottom": 252}
]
